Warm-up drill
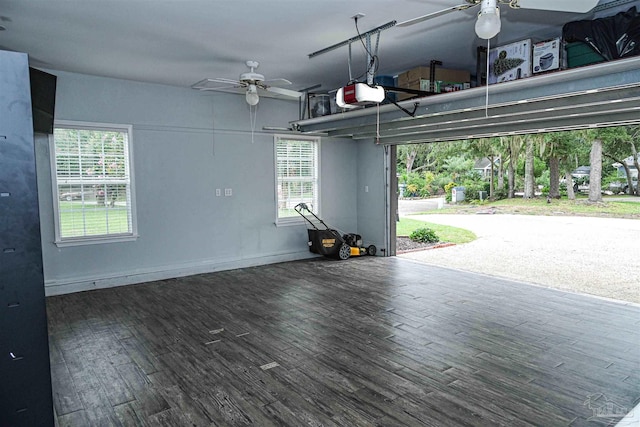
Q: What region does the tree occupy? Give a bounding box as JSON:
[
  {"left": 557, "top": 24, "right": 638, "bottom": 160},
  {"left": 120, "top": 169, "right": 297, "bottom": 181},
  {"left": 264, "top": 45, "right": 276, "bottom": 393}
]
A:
[
  {"left": 542, "top": 131, "right": 588, "bottom": 200},
  {"left": 538, "top": 133, "right": 561, "bottom": 198},
  {"left": 562, "top": 131, "right": 592, "bottom": 200},
  {"left": 588, "top": 138, "right": 603, "bottom": 202},
  {"left": 397, "top": 143, "right": 446, "bottom": 175},
  {"left": 565, "top": 169, "right": 576, "bottom": 200},
  {"left": 602, "top": 126, "right": 638, "bottom": 196},
  {"left": 464, "top": 137, "right": 501, "bottom": 199},
  {"left": 630, "top": 126, "right": 640, "bottom": 196},
  {"left": 398, "top": 144, "right": 424, "bottom": 175},
  {"left": 506, "top": 136, "right": 524, "bottom": 198},
  {"left": 523, "top": 135, "right": 536, "bottom": 198},
  {"left": 442, "top": 155, "right": 475, "bottom": 177}
]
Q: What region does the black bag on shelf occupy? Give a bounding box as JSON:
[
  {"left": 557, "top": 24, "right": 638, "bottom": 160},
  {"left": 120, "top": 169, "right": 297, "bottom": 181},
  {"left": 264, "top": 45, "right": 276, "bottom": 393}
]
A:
[{"left": 563, "top": 6, "right": 640, "bottom": 61}]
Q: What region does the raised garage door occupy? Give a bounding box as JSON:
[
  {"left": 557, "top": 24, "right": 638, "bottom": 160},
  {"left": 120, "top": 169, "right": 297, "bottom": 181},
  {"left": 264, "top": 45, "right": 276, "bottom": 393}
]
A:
[{"left": 290, "top": 57, "right": 640, "bottom": 144}]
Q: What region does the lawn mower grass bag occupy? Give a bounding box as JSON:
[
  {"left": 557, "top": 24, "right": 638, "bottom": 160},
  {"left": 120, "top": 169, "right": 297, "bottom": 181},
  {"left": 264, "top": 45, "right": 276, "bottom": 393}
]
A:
[
  {"left": 307, "top": 228, "right": 344, "bottom": 258},
  {"left": 294, "top": 203, "right": 376, "bottom": 260}
]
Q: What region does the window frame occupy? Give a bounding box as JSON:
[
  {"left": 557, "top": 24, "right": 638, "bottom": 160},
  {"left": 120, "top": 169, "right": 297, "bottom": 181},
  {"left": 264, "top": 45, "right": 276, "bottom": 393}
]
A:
[
  {"left": 274, "top": 134, "right": 321, "bottom": 226},
  {"left": 49, "top": 120, "right": 138, "bottom": 247}
]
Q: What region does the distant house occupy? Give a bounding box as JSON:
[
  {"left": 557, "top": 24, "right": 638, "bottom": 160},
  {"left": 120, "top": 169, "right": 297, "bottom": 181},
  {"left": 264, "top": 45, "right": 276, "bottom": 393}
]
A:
[
  {"left": 473, "top": 157, "right": 500, "bottom": 178},
  {"left": 571, "top": 165, "right": 590, "bottom": 178},
  {"left": 611, "top": 156, "right": 638, "bottom": 178}
]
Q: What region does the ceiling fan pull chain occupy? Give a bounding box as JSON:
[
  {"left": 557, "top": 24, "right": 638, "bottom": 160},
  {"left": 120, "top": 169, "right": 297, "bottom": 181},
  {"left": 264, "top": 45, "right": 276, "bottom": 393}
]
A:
[
  {"left": 376, "top": 102, "right": 381, "bottom": 143},
  {"left": 249, "top": 105, "right": 258, "bottom": 143},
  {"left": 485, "top": 38, "right": 491, "bottom": 118}
]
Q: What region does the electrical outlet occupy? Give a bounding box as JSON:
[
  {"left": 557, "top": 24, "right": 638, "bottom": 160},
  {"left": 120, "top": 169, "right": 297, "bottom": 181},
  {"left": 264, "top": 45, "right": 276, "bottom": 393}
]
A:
[
  {"left": 225, "top": 188, "right": 232, "bottom": 196},
  {"left": 216, "top": 189, "right": 221, "bottom": 197}
]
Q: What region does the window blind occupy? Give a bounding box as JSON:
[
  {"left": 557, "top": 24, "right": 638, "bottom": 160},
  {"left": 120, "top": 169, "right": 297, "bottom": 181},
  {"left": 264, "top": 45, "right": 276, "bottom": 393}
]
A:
[
  {"left": 52, "top": 124, "right": 135, "bottom": 242},
  {"left": 275, "top": 136, "right": 319, "bottom": 219}
]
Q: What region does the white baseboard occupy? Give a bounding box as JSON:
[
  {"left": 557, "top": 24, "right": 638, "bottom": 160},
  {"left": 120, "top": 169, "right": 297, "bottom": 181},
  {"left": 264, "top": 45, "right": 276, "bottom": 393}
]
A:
[{"left": 44, "top": 251, "right": 317, "bottom": 296}]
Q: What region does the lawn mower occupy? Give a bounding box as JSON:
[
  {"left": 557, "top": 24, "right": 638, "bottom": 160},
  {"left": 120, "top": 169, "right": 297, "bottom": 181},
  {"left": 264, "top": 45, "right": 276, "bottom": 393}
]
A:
[{"left": 294, "top": 203, "right": 376, "bottom": 260}]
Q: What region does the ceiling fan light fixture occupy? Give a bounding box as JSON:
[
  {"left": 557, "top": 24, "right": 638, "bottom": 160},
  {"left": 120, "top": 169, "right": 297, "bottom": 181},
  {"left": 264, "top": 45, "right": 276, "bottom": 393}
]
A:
[
  {"left": 475, "top": 0, "right": 501, "bottom": 39},
  {"left": 246, "top": 84, "right": 259, "bottom": 106}
]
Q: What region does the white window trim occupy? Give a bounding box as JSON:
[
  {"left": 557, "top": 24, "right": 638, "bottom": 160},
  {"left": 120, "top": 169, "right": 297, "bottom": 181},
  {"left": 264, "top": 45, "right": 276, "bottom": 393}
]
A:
[
  {"left": 50, "top": 120, "right": 138, "bottom": 247},
  {"left": 274, "top": 134, "right": 321, "bottom": 227}
]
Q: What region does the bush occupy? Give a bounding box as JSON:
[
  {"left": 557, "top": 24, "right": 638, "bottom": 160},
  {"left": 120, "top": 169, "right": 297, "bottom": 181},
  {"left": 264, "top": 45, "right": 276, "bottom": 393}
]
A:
[
  {"left": 460, "top": 180, "right": 489, "bottom": 202},
  {"left": 405, "top": 183, "right": 419, "bottom": 197},
  {"left": 444, "top": 182, "right": 456, "bottom": 202},
  {"left": 409, "top": 227, "right": 439, "bottom": 244},
  {"left": 400, "top": 171, "right": 436, "bottom": 198},
  {"left": 493, "top": 187, "right": 508, "bottom": 200},
  {"left": 433, "top": 174, "right": 454, "bottom": 194},
  {"left": 536, "top": 169, "right": 550, "bottom": 188}
]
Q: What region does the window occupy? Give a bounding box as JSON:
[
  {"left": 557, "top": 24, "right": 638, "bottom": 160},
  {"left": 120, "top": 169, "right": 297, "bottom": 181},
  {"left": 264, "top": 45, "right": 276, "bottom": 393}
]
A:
[
  {"left": 50, "top": 121, "right": 137, "bottom": 246},
  {"left": 275, "top": 135, "right": 320, "bottom": 224}
]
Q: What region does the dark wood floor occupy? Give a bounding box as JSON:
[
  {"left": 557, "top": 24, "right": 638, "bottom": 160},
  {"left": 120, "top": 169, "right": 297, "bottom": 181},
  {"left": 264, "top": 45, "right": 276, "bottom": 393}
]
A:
[{"left": 47, "top": 257, "right": 640, "bottom": 426}]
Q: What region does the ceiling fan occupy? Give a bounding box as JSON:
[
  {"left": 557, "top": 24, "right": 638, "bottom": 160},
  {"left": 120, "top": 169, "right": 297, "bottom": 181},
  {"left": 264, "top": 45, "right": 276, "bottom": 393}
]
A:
[
  {"left": 192, "top": 60, "right": 303, "bottom": 105},
  {"left": 397, "top": 0, "right": 600, "bottom": 39}
]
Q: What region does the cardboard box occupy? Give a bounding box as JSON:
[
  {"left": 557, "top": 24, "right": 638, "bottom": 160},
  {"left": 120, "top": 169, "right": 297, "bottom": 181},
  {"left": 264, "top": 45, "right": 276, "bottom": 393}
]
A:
[
  {"left": 396, "top": 76, "right": 472, "bottom": 101},
  {"left": 532, "top": 38, "right": 561, "bottom": 74},
  {"left": 397, "top": 66, "right": 470, "bottom": 88},
  {"left": 396, "top": 65, "right": 470, "bottom": 100},
  {"left": 488, "top": 39, "right": 532, "bottom": 84},
  {"left": 396, "top": 81, "right": 422, "bottom": 101},
  {"left": 397, "top": 66, "right": 429, "bottom": 86}
]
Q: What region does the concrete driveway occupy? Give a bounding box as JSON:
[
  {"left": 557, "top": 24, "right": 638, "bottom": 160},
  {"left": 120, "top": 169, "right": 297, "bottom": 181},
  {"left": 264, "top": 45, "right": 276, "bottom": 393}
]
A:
[
  {"left": 399, "top": 213, "right": 640, "bottom": 304},
  {"left": 398, "top": 198, "right": 444, "bottom": 215}
]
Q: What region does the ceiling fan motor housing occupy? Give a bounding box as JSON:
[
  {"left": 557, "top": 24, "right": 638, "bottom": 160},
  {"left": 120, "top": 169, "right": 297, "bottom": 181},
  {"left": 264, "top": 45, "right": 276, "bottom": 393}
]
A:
[{"left": 239, "top": 72, "right": 265, "bottom": 83}]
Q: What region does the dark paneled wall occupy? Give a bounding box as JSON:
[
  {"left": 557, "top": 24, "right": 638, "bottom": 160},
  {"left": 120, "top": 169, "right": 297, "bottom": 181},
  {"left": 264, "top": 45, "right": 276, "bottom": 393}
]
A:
[{"left": 0, "top": 50, "right": 54, "bottom": 426}]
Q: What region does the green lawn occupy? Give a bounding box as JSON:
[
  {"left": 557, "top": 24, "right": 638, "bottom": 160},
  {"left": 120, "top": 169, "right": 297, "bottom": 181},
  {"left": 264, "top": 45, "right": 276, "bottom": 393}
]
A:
[
  {"left": 412, "top": 196, "right": 640, "bottom": 218},
  {"left": 59, "top": 201, "right": 129, "bottom": 237},
  {"left": 396, "top": 217, "right": 476, "bottom": 244},
  {"left": 490, "top": 197, "right": 640, "bottom": 216}
]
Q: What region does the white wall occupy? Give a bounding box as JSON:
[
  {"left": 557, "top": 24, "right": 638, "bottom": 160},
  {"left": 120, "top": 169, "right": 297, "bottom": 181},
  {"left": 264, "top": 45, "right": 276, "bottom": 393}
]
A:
[
  {"left": 35, "top": 71, "right": 362, "bottom": 295},
  {"left": 356, "top": 140, "right": 388, "bottom": 254}
]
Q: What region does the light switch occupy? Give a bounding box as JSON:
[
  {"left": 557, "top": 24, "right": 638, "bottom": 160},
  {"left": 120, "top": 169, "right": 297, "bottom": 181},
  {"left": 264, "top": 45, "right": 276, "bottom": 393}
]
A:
[
  {"left": 216, "top": 189, "right": 221, "bottom": 197},
  {"left": 225, "top": 188, "right": 232, "bottom": 196}
]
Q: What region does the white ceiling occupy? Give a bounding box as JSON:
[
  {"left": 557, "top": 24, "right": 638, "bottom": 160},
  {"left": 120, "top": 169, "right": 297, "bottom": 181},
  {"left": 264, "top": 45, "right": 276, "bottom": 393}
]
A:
[{"left": 0, "top": 0, "right": 613, "bottom": 94}]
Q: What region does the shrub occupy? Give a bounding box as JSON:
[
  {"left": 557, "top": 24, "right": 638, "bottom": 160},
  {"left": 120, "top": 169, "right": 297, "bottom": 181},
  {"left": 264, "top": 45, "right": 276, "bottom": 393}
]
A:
[
  {"left": 536, "top": 169, "right": 550, "bottom": 188},
  {"left": 444, "top": 182, "right": 456, "bottom": 202},
  {"left": 460, "top": 180, "right": 489, "bottom": 202},
  {"left": 423, "top": 171, "right": 436, "bottom": 187},
  {"left": 433, "top": 174, "right": 454, "bottom": 194},
  {"left": 400, "top": 172, "right": 436, "bottom": 198},
  {"left": 409, "top": 227, "right": 439, "bottom": 244},
  {"left": 418, "top": 187, "right": 431, "bottom": 198},
  {"left": 493, "top": 187, "right": 508, "bottom": 200},
  {"left": 405, "top": 183, "right": 419, "bottom": 197}
]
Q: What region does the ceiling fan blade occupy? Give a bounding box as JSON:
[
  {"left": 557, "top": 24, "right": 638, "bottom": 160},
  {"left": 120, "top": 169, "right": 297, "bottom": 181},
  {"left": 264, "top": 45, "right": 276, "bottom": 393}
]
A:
[
  {"left": 264, "top": 86, "right": 304, "bottom": 98},
  {"left": 194, "top": 86, "right": 247, "bottom": 97},
  {"left": 214, "top": 77, "right": 243, "bottom": 85},
  {"left": 191, "top": 78, "right": 243, "bottom": 90},
  {"left": 514, "top": 0, "right": 599, "bottom": 13},
  {"left": 263, "top": 78, "right": 293, "bottom": 87},
  {"left": 396, "top": 3, "right": 479, "bottom": 27}
]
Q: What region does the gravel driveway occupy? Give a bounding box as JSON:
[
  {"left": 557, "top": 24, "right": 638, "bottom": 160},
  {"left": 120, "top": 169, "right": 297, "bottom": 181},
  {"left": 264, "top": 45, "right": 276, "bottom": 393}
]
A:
[{"left": 399, "top": 214, "right": 640, "bottom": 304}]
